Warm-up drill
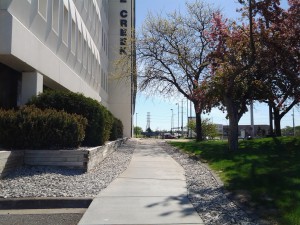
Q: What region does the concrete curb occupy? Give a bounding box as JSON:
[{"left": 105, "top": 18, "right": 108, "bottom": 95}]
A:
[{"left": 0, "top": 197, "right": 93, "bottom": 210}]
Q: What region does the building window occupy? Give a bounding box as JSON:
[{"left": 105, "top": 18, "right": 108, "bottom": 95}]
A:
[
  {"left": 105, "top": 71, "right": 108, "bottom": 91},
  {"left": 62, "top": 6, "right": 69, "bottom": 45},
  {"left": 71, "top": 20, "right": 76, "bottom": 53},
  {"left": 77, "top": 31, "right": 82, "bottom": 62},
  {"left": 38, "top": 0, "right": 48, "bottom": 20},
  {"left": 101, "top": 27, "right": 103, "bottom": 48},
  {"left": 106, "top": 34, "right": 108, "bottom": 55},
  {"left": 88, "top": 50, "right": 92, "bottom": 74},
  {"left": 83, "top": 40, "right": 87, "bottom": 68},
  {"left": 101, "top": 68, "right": 104, "bottom": 89},
  {"left": 103, "top": 32, "right": 106, "bottom": 52},
  {"left": 52, "top": 0, "right": 59, "bottom": 33}
]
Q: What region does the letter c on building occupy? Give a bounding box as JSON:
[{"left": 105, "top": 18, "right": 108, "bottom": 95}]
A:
[{"left": 120, "top": 10, "right": 128, "bottom": 18}]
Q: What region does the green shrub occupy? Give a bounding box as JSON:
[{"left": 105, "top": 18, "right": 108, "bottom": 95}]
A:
[
  {"left": 27, "top": 91, "right": 115, "bottom": 146},
  {"left": 104, "top": 111, "right": 114, "bottom": 142},
  {"left": 0, "top": 106, "right": 87, "bottom": 149},
  {"left": 110, "top": 117, "right": 124, "bottom": 141}
]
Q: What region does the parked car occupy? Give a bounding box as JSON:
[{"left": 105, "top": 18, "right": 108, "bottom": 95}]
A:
[{"left": 163, "top": 133, "right": 177, "bottom": 139}]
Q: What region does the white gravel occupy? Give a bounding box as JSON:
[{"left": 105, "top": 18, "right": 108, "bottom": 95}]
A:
[
  {"left": 0, "top": 139, "right": 136, "bottom": 198},
  {"left": 0, "top": 138, "right": 273, "bottom": 225}
]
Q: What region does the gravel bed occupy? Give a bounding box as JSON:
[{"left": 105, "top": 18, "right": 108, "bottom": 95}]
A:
[
  {"left": 0, "top": 138, "right": 274, "bottom": 224},
  {"left": 160, "top": 140, "right": 271, "bottom": 225},
  {"left": 0, "top": 139, "right": 136, "bottom": 198}
]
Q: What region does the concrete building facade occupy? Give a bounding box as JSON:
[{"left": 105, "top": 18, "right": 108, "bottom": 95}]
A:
[{"left": 0, "top": 0, "right": 136, "bottom": 137}]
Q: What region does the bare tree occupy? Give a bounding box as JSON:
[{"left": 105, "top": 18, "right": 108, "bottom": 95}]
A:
[{"left": 137, "top": 0, "right": 218, "bottom": 141}]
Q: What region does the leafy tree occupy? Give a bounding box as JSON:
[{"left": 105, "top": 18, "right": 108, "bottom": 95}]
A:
[
  {"left": 187, "top": 120, "right": 196, "bottom": 134},
  {"left": 206, "top": 11, "right": 258, "bottom": 151},
  {"left": 202, "top": 118, "right": 219, "bottom": 139},
  {"left": 250, "top": 0, "right": 300, "bottom": 136},
  {"left": 282, "top": 126, "right": 300, "bottom": 136},
  {"left": 137, "top": 0, "right": 219, "bottom": 141},
  {"left": 134, "top": 126, "right": 143, "bottom": 136},
  {"left": 187, "top": 118, "right": 219, "bottom": 139},
  {"left": 205, "top": 0, "right": 299, "bottom": 150}
]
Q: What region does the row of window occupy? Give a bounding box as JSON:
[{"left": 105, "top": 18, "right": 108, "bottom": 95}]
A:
[{"left": 34, "top": 0, "right": 109, "bottom": 93}]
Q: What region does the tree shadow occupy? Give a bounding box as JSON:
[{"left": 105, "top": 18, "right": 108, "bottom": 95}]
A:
[{"left": 145, "top": 193, "right": 203, "bottom": 218}]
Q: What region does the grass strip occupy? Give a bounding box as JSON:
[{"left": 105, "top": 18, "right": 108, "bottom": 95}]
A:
[{"left": 169, "top": 137, "right": 300, "bottom": 225}]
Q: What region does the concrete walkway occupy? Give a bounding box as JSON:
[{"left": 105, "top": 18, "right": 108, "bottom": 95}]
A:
[{"left": 78, "top": 140, "right": 204, "bottom": 225}]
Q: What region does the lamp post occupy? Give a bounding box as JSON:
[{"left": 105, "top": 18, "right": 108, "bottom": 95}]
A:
[
  {"left": 181, "top": 100, "right": 184, "bottom": 136},
  {"left": 292, "top": 108, "right": 295, "bottom": 136},
  {"left": 250, "top": 101, "right": 254, "bottom": 137},
  {"left": 176, "top": 103, "right": 179, "bottom": 134},
  {"left": 170, "top": 109, "right": 173, "bottom": 134},
  {"left": 135, "top": 112, "right": 138, "bottom": 137}
]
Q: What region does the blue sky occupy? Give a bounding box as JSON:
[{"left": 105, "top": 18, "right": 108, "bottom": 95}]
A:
[{"left": 134, "top": 0, "right": 298, "bottom": 131}]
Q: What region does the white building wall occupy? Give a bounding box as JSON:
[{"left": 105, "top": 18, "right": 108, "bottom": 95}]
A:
[
  {"left": 108, "top": 0, "right": 134, "bottom": 137},
  {"left": 0, "top": 0, "right": 135, "bottom": 137},
  {"left": 0, "top": 0, "right": 110, "bottom": 103}
]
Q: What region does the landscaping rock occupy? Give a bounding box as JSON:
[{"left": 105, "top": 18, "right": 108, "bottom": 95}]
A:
[{"left": 0, "top": 140, "right": 136, "bottom": 198}]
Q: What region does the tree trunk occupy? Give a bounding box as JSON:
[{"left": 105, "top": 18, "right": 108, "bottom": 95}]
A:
[
  {"left": 228, "top": 112, "right": 239, "bottom": 151},
  {"left": 192, "top": 101, "right": 203, "bottom": 142},
  {"left": 226, "top": 99, "right": 239, "bottom": 151},
  {"left": 273, "top": 108, "right": 282, "bottom": 136},
  {"left": 195, "top": 111, "right": 203, "bottom": 141}
]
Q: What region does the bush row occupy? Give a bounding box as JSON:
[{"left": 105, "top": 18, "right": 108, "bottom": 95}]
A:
[
  {"left": 27, "top": 90, "right": 123, "bottom": 146},
  {"left": 110, "top": 117, "right": 124, "bottom": 141},
  {"left": 0, "top": 106, "right": 87, "bottom": 149}
]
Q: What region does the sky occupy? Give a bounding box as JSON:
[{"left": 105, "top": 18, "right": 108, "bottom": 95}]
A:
[{"left": 134, "top": 0, "right": 298, "bottom": 131}]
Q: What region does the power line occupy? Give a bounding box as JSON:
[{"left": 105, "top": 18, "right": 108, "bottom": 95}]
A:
[{"left": 146, "top": 112, "right": 151, "bottom": 131}]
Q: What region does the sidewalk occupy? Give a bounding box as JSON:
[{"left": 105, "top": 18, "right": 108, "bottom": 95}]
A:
[{"left": 78, "top": 139, "right": 204, "bottom": 225}]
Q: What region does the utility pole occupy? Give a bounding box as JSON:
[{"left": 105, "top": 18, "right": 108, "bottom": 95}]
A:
[
  {"left": 170, "top": 109, "right": 173, "bottom": 134},
  {"left": 189, "top": 100, "right": 192, "bottom": 138},
  {"left": 250, "top": 101, "right": 254, "bottom": 137},
  {"left": 181, "top": 100, "right": 183, "bottom": 136},
  {"left": 146, "top": 112, "right": 151, "bottom": 132},
  {"left": 292, "top": 108, "right": 295, "bottom": 136},
  {"left": 176, "top": 103, "right": 179, "bottom": 133},
  {"left": 135, "top": 112, "right": 138, "bottom": 137},
  {"left": 187, "top": 99, "right": 189, "bottom": 138}
]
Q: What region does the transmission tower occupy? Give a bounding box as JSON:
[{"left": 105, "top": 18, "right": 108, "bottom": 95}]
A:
[{"left": 146, "top": 112, "right": 151, "bottom": 131}]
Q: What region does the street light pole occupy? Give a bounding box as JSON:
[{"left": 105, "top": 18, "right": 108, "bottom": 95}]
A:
[
  {"left": 250, "top": 101, "right": 254, "bottom": 137},
  {"left": 135, "top": 112, "right": 138, "bottom": 137},
  {"left": 170, "top": 109, "right": 173, "bottom": 134},
  {"left": 176, "top": 103, "right": 179, "bottom": 133},
  {"left": 181, "top": 100, "right": 183, "bottom": 136},
  {"left": 186, "top": 99, "right": 189, "bottom": 138},
  {"left": 292, "top": 108, "right": 295, "bottom": 136}
]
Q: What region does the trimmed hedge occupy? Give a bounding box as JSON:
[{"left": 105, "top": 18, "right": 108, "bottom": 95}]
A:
[
  {"left": 110, "top": 117, "right": 124, "bottom": 141},
  {"left": 28, "top": 91, "right": 122, "bottom": 146},
  {"left": 0, "top": 106, "right": 87, "bottom": 149}
]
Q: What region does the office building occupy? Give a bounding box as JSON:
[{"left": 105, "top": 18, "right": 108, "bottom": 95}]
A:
[{"left": 0, "top": 0, "right": 136, "bottom": 137}]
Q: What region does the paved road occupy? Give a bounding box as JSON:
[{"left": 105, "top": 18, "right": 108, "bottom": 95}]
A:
[
  {"left": 78, "top": 139, "right": 204, "bottom": 225},
  {"left": 0, "top": 209, "right": 85, "bottom": 225}
]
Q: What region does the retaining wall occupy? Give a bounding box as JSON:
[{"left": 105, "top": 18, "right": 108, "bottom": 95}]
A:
[
  {"left": 0, "top": 151, "right": 24, "bottom": 178},
  {"left": 0, "top": 138, "right": 127, "bottom": 178}
]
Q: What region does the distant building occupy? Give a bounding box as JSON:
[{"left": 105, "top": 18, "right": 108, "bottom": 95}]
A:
[
  {"left": 222, "top": 125, "right": 269, "bottom": 138},
  {"left": 0, "top": 0, "right": 136, "bottom": 137},
  {"left": 187, "top": 117, "right": 269, "bottom": 138}
]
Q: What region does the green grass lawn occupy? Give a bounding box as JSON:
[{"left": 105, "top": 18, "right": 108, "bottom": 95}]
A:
[{"left": 169, "top": 137, "right": 300, "bottom": 225}]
